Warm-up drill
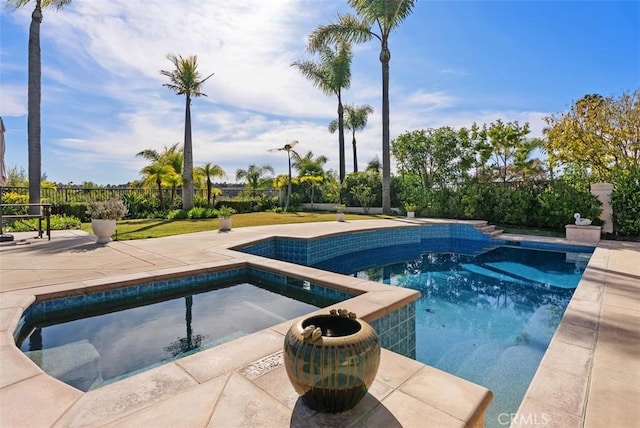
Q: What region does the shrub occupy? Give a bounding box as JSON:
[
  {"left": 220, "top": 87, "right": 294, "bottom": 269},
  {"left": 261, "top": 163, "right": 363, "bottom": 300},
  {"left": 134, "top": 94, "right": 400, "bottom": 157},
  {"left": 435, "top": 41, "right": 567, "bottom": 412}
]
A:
[
  {"left": 215, "top": 199, "right": 252, "bottom": 214},
  {"left": 3, "top": 214, "right": 81, "bottom": 232},
  {"left": 350, "top": 184, "right": 375, "bottom": 214},
  {"left": 216, "top": 206, "right": 235, "bottom": 218},
  {"left": 52, "top": 202, "right": 89, "bottom": 221},
  {"left": 166, "top": 209, "right": 188, "bottom": 220},
  {"left": 86, "top": 198, "right": 128, "bottom": 220},
  {"left": 536, "top": 180, "right": 601, "bottom": 229},
  {"left": 611, "top": 165, "right": 640, "bottom": 236},
  {"left": 122, "top": 193, "right": 156, "bottom": 219},
  {"left": 341, "top": 172, "right": 381, "bottom": 207},
  {"left": 187, "top": 207, "right": 208, "bottom": 219},
  {"left": 256, "top": 195, "right": 278, "bottom": 211}
]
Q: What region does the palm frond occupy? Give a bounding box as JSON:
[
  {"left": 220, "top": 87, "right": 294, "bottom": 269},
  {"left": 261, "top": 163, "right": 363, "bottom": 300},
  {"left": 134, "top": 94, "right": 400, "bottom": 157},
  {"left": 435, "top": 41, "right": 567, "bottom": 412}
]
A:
[
  {"left": 349, "top": 0, "right": 416, "bottom": 34},
  {"left": 160, "top": 53, "right": 212, "bottom": 98},
  {"left": 328, "top": 119, "right": 339, "bottom": 133},
  {"left": 308, "top": 14, "right": 375, "bottom": 53},
  {"left": 291, "top": 60, "right": 335, "bottom": 96}
]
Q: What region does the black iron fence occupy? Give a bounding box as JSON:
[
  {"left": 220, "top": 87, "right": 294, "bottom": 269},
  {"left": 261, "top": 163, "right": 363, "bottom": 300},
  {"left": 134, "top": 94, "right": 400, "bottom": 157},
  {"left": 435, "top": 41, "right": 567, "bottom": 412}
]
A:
[{"left": 1, "top": 186, "right": 277, "bottom": 204}]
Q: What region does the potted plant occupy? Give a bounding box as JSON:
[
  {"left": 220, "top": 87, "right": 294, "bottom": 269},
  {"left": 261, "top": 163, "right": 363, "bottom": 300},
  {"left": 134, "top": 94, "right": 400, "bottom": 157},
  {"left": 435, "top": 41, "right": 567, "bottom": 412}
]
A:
[
  {"left": 283, "top": 308, "right": 381, "bottom": 413},
  {"left": 335, "top": 204, "right": 346, "bottom": 222},
  {"left": 403, "top": 202, "right": 417, "bottom": 218},
  {"left": 217, "top": 205, "right": 235, "bottom": 231},
  {"left": 86, "top": 198, "right": 128, "bottom": 243}
]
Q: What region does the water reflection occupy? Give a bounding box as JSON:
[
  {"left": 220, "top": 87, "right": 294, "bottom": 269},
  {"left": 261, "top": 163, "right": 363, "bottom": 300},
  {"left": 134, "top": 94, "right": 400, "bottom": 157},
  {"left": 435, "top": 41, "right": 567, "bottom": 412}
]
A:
[{"left": 18, "top": 281, "right": 332, "bottom": 391}]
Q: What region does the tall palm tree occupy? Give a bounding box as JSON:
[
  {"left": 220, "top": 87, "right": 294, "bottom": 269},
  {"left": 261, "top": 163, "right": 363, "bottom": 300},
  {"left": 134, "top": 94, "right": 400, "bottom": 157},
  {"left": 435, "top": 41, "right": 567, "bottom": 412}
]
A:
[
  {"left": 269, "top": 141, "right": 301, "bottom": 211},
  {"left": 160, "top": 54, "right": 214, "bottom": 210},
  {"left": 195, "top": 163, "right": 226, "bottom": 206},
  {"left": 292, "top": 41, "right": 352, "bottom": 183},
  {"left": 309, "top": 0, "right": 416, "bottom": 214},
  {"left": 8, "top": 0, "right": 71, "bottom": 214},
  {"left": 329, "top": 103, "right": 373, "bottom": 173},
  {"left": 235, "top": 164, "right": 274, "bottom": 201}
]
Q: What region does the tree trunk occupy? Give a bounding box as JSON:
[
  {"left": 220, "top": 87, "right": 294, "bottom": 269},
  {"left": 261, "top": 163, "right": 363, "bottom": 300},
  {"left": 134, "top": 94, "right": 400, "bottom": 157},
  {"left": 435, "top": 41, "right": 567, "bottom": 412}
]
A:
[
  {"left": 337, "top": 94, "right": 346, "bottom": 183},
  {"left": 206, "top": 178, "right": 212, "bottom": 206},
  {"left": 183, "top": 95, "right": 194, "bottom": 209},
  {"left": 352, "top": 132, "right": 358, "bottom": 172},
  {"left": 156, "top": 178, "right": 164, "bottom": 210},
  {"left": 28, "top": 3, "right": 43, "bottom": 215},
  {"left": 380, "top": 43, "right": 392, "bottom": 215},
  {"left": 286, "top": 151, "right": 292, "bottom": 211}
]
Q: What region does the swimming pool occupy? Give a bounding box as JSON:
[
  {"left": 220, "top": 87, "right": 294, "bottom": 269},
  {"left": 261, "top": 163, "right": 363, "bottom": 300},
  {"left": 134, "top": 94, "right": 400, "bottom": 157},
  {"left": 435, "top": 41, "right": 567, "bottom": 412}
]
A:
[
  {"left": 15, "top": 268, "right": 351, "bottom": 391},
  {"left": 346, "top": 245, "right": 589, "bottom": 426},
  {"left": 238, "top": 224, "right": 594, "bottom": 426}
]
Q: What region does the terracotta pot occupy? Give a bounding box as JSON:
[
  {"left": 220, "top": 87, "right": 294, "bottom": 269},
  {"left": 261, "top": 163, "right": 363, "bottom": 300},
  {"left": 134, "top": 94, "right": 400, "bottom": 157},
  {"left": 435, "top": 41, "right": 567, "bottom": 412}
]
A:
[
  {"left": 91, "top": 219, "right": 116, "bottom": 243},
  {"left": 283, "top": 310, "right": 380, "bottom": 413}
]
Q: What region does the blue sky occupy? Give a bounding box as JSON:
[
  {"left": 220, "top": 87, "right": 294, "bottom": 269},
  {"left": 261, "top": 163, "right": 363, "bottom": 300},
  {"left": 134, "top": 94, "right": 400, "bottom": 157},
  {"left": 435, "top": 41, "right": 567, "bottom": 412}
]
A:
[{"left": 1, "top": 0, "right": 638, "bottom": 185}]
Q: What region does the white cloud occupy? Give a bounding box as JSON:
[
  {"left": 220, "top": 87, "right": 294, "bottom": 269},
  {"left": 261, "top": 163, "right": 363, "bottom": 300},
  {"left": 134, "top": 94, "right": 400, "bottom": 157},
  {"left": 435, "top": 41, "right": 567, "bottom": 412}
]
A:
[
  {"left": 0, "top": 0, "right": 561, "bottom": 184},
  {"left": 0, "top": 84, "right": 27, "bottom": 116},
  {"left": 405, "top": 90, "right": 456, "bottom": 110}
]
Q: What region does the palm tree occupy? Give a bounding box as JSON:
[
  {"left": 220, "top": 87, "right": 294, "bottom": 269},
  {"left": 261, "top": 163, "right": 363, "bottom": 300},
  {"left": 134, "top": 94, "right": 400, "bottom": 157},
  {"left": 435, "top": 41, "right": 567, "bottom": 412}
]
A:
[
  {"left": 293, "top": 150, "right": 328, "bottom": 177},
  {"left": 235, "top": 164, "right": 275, "bottom": 201},
  {"left": 139, "top": 162, "right": 172, "bottom": 210},
  {"left": 309, "top": 0, "right": 416, "bottom": 214},
  {"left": 160, "top": 54, "right": 214, "bottom": 211},
  {"left": 329, "top": 104, "right": 373, "bottom": 173},
  {"left": 8, "top": 0, "right": 71, "bottom": 214},
  {"left": 294, "top": 151, "right": 328, "bottom": 208},
  {"left": 269, "top": 141, "right": 301, "bottom": 211},
  {"left": 136, "top": 144, "right": 182, "bottom": 209},
  {"left": 292, "top": 41, "right": 352, "bottom": 183},
  {"left": 366, "top": 156, "right": 381, "bottom": 173},
  {"left": 195, "top": 163, "right": 226, "bottom": 206}
]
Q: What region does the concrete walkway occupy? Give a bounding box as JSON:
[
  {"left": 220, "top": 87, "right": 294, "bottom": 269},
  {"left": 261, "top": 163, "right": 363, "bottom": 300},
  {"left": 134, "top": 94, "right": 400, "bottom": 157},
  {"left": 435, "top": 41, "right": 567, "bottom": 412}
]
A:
[{"left": 0, "top": 220, "right": 638, "bottom": 427}]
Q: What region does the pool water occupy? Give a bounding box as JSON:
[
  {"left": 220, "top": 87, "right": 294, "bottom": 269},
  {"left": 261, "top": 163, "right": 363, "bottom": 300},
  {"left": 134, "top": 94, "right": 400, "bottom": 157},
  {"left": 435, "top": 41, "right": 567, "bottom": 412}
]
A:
[
  {"left": 326, "top": 245, "right": 590, "bottom": 427},
  {"left": 17, "top": 278, "right": 338, "bottom": 392}
]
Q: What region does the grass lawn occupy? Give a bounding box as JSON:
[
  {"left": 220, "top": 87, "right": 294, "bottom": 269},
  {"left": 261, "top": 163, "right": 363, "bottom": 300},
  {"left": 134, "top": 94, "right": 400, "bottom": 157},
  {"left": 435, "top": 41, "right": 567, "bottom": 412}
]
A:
[
  {"left": 497, "top": 225, "right": 565, "bottom": 238},
  {"left": 81, "top": 212, "right": 384, "bottom": 240}
]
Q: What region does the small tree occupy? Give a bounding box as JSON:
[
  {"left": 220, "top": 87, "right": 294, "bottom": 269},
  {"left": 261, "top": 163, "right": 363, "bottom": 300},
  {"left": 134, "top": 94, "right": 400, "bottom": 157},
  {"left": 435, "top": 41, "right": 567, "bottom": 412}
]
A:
[
  {"left": 195, "top": 163, "right": 226, "bottom": 207},
  {"left": 269, "top": 141, "right": 301, "bottom": 211},
  {"left": 544, "top": 90, "right": 640, "bottom": 182}
]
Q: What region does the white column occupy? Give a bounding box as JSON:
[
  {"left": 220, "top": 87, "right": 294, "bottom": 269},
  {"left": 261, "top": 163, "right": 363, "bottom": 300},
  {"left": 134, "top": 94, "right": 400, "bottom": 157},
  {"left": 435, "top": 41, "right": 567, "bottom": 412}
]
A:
[{"left": 591, "top": 183, "right": 613, "bottom": 234}]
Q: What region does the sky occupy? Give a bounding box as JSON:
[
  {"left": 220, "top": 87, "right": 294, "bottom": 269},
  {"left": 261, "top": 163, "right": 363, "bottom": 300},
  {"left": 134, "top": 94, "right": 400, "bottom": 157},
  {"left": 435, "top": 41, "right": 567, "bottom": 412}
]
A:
[{"left": 0, "top": 0, "right": 638, "bottom": 186}]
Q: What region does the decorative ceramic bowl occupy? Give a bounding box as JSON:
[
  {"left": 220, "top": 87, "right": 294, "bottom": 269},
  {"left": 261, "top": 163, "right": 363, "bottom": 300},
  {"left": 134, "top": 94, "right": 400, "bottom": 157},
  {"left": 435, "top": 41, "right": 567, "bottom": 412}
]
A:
[{"left": 283, "top": 310, "right": 380, "bottom": 413}]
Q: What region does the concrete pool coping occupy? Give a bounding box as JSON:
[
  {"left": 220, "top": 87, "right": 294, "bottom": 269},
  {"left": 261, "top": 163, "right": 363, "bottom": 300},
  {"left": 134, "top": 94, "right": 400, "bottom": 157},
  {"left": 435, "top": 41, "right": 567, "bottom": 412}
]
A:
[{"left": 0, "top": 218, "right": 638, "bottom": 427}]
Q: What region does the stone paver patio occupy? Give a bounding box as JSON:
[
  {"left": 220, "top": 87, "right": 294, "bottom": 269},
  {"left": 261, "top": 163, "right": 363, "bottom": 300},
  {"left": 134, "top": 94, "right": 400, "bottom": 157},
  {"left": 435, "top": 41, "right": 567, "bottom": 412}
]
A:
[{"left": 0, "top": 219, "right": 638, "bottom": 427}]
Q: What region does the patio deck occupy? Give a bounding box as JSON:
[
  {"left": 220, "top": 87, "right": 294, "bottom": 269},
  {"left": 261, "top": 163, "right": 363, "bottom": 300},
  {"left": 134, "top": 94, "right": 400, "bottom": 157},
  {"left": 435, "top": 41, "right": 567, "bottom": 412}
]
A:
[{"left": 0, "top": 219, "right": 638, "bottom": 427}]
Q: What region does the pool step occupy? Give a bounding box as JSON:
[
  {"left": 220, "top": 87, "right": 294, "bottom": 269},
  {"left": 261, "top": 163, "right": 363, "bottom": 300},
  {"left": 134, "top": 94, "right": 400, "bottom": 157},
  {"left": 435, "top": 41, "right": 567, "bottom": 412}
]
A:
[{"left": 475, "top": 223, "right": 503, "bottom": 238}]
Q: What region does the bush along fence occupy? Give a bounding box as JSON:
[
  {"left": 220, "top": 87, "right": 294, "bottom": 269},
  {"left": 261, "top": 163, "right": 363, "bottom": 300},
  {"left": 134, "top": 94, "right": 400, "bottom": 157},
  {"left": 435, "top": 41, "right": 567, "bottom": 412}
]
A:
[{"left": 1, "top": 173, "right": 638, "bottom": 238}]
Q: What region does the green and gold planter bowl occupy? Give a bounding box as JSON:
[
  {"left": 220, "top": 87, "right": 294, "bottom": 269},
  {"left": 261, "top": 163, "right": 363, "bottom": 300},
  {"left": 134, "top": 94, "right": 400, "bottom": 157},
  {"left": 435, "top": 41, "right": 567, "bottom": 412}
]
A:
[{"left": 283, "top": 309, "right": 381, "bottom": 413}]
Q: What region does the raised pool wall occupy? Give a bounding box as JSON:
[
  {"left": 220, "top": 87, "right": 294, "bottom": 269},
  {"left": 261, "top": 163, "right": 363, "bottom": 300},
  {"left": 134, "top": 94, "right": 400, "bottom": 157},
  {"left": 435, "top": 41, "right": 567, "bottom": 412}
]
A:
[
  {"left": 236, "top": 223, "right": 496, "bottom": 266},
  {"left": 13, "top": 267, "right": 353, "bottom": 344}
]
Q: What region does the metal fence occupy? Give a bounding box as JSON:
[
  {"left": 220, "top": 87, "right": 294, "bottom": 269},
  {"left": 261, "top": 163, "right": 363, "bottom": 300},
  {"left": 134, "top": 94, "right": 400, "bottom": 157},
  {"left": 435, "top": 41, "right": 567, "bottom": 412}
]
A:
[{"left": 1, "top": 186, "right": 278, "bottom": 204}]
